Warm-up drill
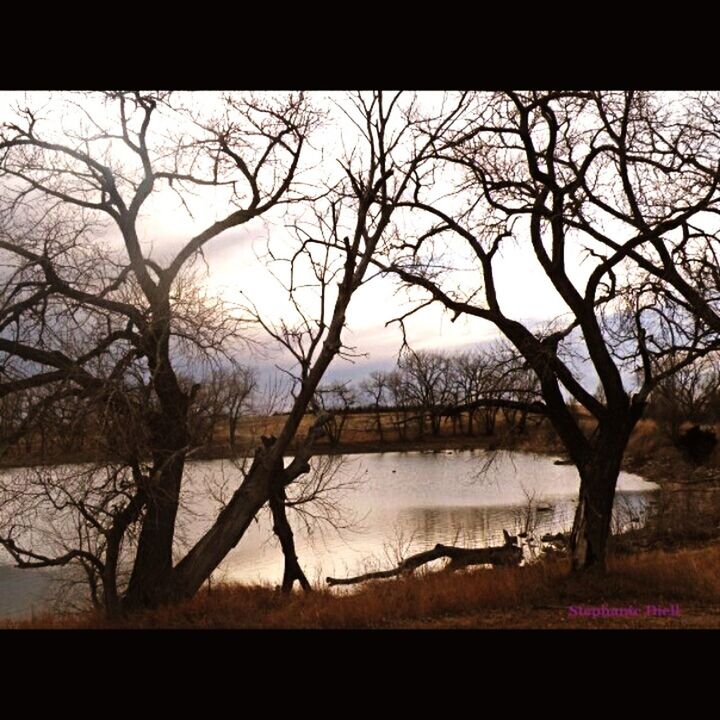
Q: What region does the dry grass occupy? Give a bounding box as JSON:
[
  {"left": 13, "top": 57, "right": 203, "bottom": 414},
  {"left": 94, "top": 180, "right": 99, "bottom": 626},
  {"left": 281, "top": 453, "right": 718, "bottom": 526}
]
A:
[
  {"left": 8, "top": 542, "right": 720, "bottom": 629},
  {"left": 2, "top": 405, "right": 705, "bottom": 470},
  {"left": 626, "top": 419, "right": 666, "bottom": 462}
]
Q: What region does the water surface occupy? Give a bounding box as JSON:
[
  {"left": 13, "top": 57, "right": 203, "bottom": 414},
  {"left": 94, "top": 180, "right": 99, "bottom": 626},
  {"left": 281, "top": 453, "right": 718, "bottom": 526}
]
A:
[
  {"left": 0, "top": 449, "right": 660, "bottom": 617},
  {"left": 180, "top": 449, "right": 658, "bottom": 586}
]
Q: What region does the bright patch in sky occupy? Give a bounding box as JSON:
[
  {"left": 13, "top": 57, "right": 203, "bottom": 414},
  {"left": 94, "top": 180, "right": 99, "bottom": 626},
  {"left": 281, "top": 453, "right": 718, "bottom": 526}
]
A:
[{"left": 0, "top": 91, "right": 614, "bottom": 381}]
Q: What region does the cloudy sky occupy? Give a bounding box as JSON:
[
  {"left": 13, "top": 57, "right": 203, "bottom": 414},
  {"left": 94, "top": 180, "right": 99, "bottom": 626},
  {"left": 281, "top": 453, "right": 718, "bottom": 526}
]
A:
[
  {"left": 136, "top": 188, "right": 575, "bottom": 385},
  {"left": 0, "top": 91, "right": 594, "bottom": 386},
  {"left": 194, "top": 216, "right": 572, "bottom": 383}
]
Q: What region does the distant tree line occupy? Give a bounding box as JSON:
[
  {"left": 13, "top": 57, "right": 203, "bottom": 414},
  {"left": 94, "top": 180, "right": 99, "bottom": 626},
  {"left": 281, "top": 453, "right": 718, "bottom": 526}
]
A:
[
  {"left": 0, "top": 365, "right": 259, "bottom": 462},
  {"left": 324, "top": 348, "right": 720, "bottom": 451},
  {"left": 5, "top": 342, "right": 717, "bottom": 460},
  {"left": 314, "top": 344, "right": 543, "bottom": 446}
]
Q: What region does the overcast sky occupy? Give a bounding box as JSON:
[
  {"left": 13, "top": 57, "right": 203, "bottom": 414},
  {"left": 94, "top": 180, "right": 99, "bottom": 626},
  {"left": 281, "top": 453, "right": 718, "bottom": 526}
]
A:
[{"left": 0, "top": 91, "right": 607, "bottom": 386}]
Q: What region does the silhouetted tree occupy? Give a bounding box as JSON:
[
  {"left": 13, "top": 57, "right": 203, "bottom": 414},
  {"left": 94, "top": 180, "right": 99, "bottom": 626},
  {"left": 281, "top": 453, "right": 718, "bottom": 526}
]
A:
[
  {"left": 1, "top": 91, "right": 420, "bottom": 613},
  {"left": 315, "top": 381, "right": 356, "bottom": 446},
  {"left": 398, "top": 349, "right": 452, "bottom": 437},
  {"left": 373, "top": 91, "right": 720, "bottom": 571}
]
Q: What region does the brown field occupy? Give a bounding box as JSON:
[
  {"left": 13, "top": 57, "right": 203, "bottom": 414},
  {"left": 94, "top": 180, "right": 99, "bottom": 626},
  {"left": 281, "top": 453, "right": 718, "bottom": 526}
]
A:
[
  {"left": 5, "top": 402, "right": 719, "bottom": 486},
  {"left": 181, "top": 410, "right": 720, "bottom": 484}
]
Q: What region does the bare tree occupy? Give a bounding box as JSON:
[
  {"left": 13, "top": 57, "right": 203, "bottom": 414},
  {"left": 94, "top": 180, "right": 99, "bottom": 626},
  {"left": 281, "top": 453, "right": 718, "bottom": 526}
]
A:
[
  {"left": 450, "top": 350, "right": 504, "bottom": 437},
  {"left": 0, "top": 90, "right": 447, "bottom": 612},
  {"left": 385, "top": 369, "right": 412, "bottom": 441},
  {"left": 0, "top": 90, "right": 320, "bottom": 612},
  {"left": 359, "top": 370, "right": 390, "bottom": 442},
  {"left": 369, "top": 90, "right": 720, "bottom": 571},
  {"left": 186, "top": 365, "right": 258, "bottom": 453},
  {"left": 398, "top": 349, "right": 452, "bottom": 437},
  {"left": 314, "top": 381, "right": 356, "bottom": 446}
]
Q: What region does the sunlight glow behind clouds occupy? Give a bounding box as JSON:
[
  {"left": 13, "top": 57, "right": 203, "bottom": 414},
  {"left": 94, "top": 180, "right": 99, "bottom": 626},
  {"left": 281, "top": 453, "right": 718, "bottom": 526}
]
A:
[{"left": 0, "top": 91, "right": 611, "bottom": 376}]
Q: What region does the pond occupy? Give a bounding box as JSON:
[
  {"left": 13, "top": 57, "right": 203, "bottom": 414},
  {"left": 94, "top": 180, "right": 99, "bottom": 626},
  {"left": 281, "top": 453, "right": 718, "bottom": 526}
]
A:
[{"left": 0, "top": 449, "right": 660, "bottom": 618}]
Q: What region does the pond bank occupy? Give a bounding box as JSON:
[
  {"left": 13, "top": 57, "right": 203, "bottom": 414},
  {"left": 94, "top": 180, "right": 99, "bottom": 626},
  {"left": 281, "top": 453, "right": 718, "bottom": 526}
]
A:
[{"left": 7, "top": 540, "right": 720, "bottom": 629}]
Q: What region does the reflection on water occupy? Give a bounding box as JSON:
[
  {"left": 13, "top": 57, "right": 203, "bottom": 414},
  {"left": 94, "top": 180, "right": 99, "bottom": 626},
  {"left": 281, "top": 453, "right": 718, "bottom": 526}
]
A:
[
  {"left": 0, "top": 449, "right": 663, "bottom": 617},
  {"left": 180, "top": 450, "right": 659, "bottom": 587},
  {"left": 0, "top": 565, "right": 54, "bottom": 619}
]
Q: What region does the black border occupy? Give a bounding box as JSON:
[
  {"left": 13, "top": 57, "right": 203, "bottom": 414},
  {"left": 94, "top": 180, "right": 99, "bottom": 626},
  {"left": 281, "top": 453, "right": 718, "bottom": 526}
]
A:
[{"left": 2, "top": 15, "right": 717, "bottom": 90}]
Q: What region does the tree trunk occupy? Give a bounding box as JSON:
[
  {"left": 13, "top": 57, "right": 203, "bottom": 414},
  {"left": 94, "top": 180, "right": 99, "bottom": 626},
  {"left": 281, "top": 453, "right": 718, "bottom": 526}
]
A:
[
  {"left": 166, "top": 417, "right": 324, "bottom": 603},
  {"left": 263, "top": 435, "right": 311, "bottom": 593},
  {"left": 484, "top": 408, "right": 497, "bottom": 436},
  {"left": 451, "top": 412, "right": 460, "bottom": 436},
  {"left": 517, "top": 409, "right": 528, "bottom": 434},
  {"left": 166, "top": 448, "right": 278, "bottom": 601},
  {"left": 416, "top": 412, "right": 426, "bottom": 439},
  {"left": 569, "top": 438, "right": 625, "bottom": 571},
  {"left": 431, "top": 411, "right": 441, "bottom": 437},
  {"left": 123, "top": 446, "right": 186, "bottom": 609},
  {"left": 269, "top": 488, "right": 311, "bottom": 593},
  {"left": 327, "top": 535, "right": 522, "bottom": 586},
  {"left": 396, "top": 410, "right": 407, "bottom": 441},
  {"left": 335, "top": 414, "right": 348, "bottom": 445},
  {"left": 123, "top": 333, "right": 190, "bottom": 611},
  {"left": 228, "top": 416, "right": 238, "bottom": 451},
  {"left": 102, "top": 554, "right": 122, "bottom": 620}
]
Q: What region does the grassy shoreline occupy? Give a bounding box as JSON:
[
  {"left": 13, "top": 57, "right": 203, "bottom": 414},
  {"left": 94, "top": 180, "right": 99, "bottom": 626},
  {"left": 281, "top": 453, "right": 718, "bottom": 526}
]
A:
[{"left": 7, "top": 541, "right": 720, "bottom": 629}]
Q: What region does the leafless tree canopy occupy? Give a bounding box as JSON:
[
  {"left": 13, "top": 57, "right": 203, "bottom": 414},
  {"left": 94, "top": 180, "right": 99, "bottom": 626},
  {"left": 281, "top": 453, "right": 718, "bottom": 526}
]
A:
[
  {"left": 0, "top": 91, "right": 458, "bottom": 613},
  {"left": 0, "top": 91, "right": 325, "bottom": 612},
  {"left": 362, "top": 91, "right": 720, "bottom": 569}
]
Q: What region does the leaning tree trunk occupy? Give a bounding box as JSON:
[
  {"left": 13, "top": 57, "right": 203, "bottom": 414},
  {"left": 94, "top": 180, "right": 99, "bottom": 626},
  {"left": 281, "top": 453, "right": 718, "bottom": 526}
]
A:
[
  {"left": 166, "top": 415, "right": 328, "bottom": 603},
  {"left": 264, "top": 436, "right": 311, "bottom": 593}
]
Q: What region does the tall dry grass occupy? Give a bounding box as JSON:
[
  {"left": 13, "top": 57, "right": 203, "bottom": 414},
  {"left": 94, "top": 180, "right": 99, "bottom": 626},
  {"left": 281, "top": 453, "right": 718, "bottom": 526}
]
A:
[
  {"left": 626, "top": 419, "right": 666, "bottom": 462},
  {"left": 7, "top": 542, "right": 720, "bottom": 629}
]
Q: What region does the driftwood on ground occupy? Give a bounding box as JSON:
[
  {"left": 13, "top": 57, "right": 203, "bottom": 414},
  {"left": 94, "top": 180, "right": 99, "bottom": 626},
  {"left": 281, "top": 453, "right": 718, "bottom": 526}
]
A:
[{"left": 326, "top": 530, "right": 522, "bottom": 587}]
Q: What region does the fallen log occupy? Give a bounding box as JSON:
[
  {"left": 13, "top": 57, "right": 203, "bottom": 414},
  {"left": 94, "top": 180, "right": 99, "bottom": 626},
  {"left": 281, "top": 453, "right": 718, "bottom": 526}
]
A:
[{"left": 326, "top": 530, "right": 522, "bottom": 587}]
